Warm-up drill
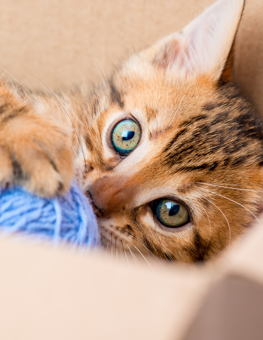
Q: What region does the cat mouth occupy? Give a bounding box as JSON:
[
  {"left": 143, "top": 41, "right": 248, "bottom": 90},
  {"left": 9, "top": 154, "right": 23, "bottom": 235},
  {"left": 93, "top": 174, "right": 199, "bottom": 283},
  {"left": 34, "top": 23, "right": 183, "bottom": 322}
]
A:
[{"left": 86, "top": 190, "right": 103, "bottom": 218}]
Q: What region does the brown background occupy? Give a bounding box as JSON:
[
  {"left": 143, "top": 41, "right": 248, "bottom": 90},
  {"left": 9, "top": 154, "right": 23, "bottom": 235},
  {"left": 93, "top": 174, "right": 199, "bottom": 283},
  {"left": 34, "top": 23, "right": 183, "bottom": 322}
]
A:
[{"left": 0, "top": 0, "right": 262, "bottom": 116}]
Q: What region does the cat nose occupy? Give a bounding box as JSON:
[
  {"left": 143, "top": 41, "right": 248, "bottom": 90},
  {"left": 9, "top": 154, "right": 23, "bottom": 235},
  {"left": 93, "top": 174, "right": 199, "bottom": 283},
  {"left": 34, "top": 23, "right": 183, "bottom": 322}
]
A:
[
  {"left": 89, "top": 175, "right": 133, "bottom": 216},
  {"left": 86, "top": 190, "right": 103, "bottom": 218}
]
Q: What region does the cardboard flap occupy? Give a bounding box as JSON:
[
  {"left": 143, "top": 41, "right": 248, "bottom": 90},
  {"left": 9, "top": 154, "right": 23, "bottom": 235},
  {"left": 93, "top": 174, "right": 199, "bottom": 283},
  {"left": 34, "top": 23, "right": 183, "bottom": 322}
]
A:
[
  {"left": 220, "top": 215, "right": 263, "bottom": 284},
  {"left": 0, "top": 236, "right": 212, "bottom": 340},
  {"left": 182, "top": 274, "right": 263, "bottom": 340},
  {"left": 179, "top": 217, "right": 263, "bottom": 340},
  {"left": 0, "top": 0, "right": 262, "bottom": 118}
]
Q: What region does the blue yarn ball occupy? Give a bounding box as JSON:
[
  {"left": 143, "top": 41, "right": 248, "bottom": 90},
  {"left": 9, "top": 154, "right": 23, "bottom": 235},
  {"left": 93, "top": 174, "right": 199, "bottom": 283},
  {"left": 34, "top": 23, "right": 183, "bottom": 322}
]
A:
[{"left": 0, "top": 181, "right": 100, "bottom": 248}]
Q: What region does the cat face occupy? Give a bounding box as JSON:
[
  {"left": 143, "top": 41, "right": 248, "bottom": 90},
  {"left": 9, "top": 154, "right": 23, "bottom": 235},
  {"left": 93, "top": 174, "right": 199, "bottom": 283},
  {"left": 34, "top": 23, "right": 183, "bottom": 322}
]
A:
[{"left": 79, "top": 0, "right": 263, "bottom": 261}]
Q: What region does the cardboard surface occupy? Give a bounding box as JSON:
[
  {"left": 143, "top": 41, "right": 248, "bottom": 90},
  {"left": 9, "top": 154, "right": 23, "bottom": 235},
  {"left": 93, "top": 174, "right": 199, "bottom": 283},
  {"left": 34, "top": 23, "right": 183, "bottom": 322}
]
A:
[
  {"left": 0, "top": 0, "right": 212, "bottom": 89},
  {"left": 220, "top": 215, "right": 263, "bottom": 285},
  {"left": 0, "top": 0, "right": 263, "bottom": 117},
  {"left": 181, "top": 217, "right": 263, "bottom": 340},
  {"left": 0, "top": 0, "right": 263, "bottom": 339},
  {"left": 1, "top": 221, "right": 263, "bottom": 340},
  {"left": 235, "top": 0, "right": 263, "bottom": 116},
  {"left": 183, "top": 275, "right": 263, "bottom": 340},
  {"left": 0, "top": 236, "right": 212, "bottom": 340}
]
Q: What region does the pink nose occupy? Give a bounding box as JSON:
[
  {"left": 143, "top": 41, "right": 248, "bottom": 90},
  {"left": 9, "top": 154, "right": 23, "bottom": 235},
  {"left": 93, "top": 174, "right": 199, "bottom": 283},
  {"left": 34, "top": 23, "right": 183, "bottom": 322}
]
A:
[{"left": 89, "top": 175, "right": 134, "bottom": 217}]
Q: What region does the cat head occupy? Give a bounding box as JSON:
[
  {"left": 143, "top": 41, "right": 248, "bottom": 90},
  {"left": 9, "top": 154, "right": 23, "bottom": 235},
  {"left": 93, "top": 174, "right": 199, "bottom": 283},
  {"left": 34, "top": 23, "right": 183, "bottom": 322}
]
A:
[{"left": 78, "top": 0, "right": 263, "bottom": 261}]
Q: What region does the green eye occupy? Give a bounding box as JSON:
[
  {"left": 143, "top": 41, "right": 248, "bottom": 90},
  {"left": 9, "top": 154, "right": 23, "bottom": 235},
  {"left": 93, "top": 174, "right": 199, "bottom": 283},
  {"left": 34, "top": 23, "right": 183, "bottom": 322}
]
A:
[
  {"left": 153, "top": 199, "right": 190, "bottom": 229},
  {"left": 111, "top": 119, "right": 141, "bottom": 155}
]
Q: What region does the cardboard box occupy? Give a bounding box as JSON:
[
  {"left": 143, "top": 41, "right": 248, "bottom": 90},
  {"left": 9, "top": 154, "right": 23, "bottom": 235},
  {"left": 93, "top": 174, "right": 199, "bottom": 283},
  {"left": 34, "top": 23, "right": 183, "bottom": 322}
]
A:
[
  {"left": 0, "top": 0, "right": 263, "bottom": 339},
  {"left": 1, "top": 0, "right": 263, "bottom": 116},
  {"left": 0, "top": 236, "right": 212, "bottom": 340}
]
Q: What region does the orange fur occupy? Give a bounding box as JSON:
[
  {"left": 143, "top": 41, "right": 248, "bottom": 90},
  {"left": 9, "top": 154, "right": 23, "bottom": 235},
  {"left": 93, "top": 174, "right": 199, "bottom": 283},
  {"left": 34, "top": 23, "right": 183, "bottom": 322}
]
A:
[
  {"left": 0, "top": 81, "right": 73, "bottom": 197},
  {"left": 1, "top": 0, "right": 262, "bottom": 262}
]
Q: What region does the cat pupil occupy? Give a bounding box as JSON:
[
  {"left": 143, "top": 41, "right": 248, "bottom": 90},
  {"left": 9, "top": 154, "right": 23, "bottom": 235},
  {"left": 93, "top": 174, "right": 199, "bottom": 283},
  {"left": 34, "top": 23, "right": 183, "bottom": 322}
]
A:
[
  {"left": 154, "top": 200, "right": 189, "bottom": 229},
  {"left": 111, "top": 119, "right": 140, "bottom": 155},
  {"left": 122, "top": 130, "right": 135, "bottom": 141},
  {"left": 167, "top": 203, "right": 180, "bottom": 216}
]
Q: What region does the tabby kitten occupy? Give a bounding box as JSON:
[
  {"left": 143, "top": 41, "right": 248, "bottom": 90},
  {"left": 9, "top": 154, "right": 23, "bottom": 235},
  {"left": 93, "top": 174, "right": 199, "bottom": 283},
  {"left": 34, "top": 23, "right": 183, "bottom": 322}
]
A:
[{"left": 0, "top": 0, "right": 262, "bottom": 262}]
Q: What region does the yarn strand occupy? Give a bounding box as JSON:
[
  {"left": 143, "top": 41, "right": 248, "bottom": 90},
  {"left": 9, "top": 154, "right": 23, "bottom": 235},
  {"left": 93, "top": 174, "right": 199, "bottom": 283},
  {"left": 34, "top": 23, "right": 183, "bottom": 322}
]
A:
[{"left": 0, "top": 181, "right": 100, "bottom": 248}]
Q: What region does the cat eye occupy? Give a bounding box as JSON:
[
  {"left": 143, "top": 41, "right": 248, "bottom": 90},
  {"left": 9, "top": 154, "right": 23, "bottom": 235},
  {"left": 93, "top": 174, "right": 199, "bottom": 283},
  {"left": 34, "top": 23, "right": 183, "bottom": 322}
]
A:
[
  {"left": 111, "top": 119, "right": 141, "bottom": 156},
  {"left": 152, "top": 199, "right": 190, "bottom": 229}
]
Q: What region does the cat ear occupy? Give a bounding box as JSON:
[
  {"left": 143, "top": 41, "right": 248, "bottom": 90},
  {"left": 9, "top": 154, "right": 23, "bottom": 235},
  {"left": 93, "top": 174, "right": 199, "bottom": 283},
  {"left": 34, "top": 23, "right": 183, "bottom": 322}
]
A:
[{"left": 149, "top": 0, "right": 245, "bottom": 81}]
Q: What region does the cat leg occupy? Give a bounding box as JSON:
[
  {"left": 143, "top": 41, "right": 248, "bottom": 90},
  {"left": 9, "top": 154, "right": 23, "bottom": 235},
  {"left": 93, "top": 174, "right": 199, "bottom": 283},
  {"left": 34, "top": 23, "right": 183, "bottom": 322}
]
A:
[{"left": 0, "top": 81, "right": 74, "bottom": 197}]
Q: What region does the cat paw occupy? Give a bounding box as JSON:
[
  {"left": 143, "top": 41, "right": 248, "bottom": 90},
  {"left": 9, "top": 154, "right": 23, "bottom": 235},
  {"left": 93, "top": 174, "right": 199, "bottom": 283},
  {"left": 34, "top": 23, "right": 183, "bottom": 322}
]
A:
[{"left": 0, "top": 114, "right": 74, "bottom": 197}]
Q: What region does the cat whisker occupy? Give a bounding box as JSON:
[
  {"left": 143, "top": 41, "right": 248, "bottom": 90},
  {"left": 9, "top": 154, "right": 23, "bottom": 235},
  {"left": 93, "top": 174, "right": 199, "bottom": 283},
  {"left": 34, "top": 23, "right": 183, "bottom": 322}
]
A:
[
  {"left": 203, "top": 209, "right": 212, "bottom": 257},
  {"left": 126, "top": 243, "right": 141, "bottom": 267},
  {"left": 91, "top": 56, "right": 107, "bottom": 89},
  {"left": 126, "top": 243, "right": 137, "bottom": 266},
  {"left": 28, "top": 73, "right": 83, "bottom": 124},
  {"left": 0, "top": 70, "right": 7, "bottom": 80},
  {"left": 87, "top": 46, "right": 108, "bottom": 89},
  {"left": 123, "top": 230, "right": 161, "bottom": 264},
  {"left": 121, "top": 240, "right": 130, "bottom": 266},
  {"left": 110, "top": 232, "right": 113, "bottom": 257},
  {"left": 115, "top": 236, "right": 119, "bottom": 260},
  {"left": 101, "top": 224, "right": 160, "bottom": 265},
  {"left": 132, "top": 244, "right": 155, "bottom": 272},
  {"left": 0, "top": 67, "right": 57, "bottom": 123},
  {"left": 197, "top": 181, "right": 263, "bottom": 193},
  {"left": 201, "top": 187, "right": 260, "bottom": 223},
  {"left": 199, "top": 192, "right": 231, "bottom": 245}
]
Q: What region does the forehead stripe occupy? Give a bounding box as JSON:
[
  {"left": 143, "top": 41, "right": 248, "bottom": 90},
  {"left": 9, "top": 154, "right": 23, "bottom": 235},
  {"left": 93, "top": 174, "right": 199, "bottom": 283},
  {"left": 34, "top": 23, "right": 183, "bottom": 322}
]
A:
[{"left": 109, "top": 80, "right": 124, "bottom": 109}]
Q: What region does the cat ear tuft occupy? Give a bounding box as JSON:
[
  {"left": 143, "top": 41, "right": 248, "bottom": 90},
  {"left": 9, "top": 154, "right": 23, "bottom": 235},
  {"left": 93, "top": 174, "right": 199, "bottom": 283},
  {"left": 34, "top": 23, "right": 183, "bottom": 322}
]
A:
[{"left": 151, "top": 0, "right": 245, "bottom": 81}]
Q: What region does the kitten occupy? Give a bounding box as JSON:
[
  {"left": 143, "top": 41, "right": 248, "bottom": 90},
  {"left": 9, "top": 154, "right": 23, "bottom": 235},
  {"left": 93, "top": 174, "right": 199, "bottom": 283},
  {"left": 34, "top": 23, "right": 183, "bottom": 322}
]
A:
[{"left": 0, "top": 0, "right": 262, "bottom": 262}]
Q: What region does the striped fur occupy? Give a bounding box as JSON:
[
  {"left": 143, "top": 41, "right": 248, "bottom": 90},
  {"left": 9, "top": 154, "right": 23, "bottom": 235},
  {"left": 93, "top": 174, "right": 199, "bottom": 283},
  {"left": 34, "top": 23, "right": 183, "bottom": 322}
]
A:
[{"left": 1, "top": 0, "right": 262, "bottom": 262}]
